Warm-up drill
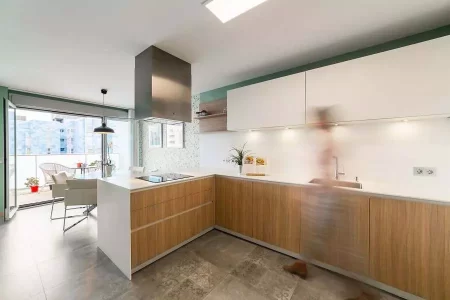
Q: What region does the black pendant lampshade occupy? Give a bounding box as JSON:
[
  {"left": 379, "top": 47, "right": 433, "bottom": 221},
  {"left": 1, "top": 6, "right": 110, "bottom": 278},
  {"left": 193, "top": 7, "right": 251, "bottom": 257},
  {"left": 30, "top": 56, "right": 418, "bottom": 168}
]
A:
[
  {"left": 94, "top": 122, "right": 115, "bottom": 134},
  {"left": 94, "top": 89, "right": 115, "bottom": 134}
]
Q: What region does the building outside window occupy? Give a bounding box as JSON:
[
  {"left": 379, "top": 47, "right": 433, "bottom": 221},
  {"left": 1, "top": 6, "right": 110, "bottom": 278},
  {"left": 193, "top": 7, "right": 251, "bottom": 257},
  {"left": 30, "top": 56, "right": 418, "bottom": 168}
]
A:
[{"left": 16, "top": 111, "right": 102, "bottom": 155}]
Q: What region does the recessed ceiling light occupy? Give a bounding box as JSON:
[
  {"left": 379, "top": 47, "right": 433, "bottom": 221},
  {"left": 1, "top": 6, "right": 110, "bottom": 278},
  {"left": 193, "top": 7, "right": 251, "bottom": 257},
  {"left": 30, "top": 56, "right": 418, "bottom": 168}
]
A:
[
  {"left": 334, "top": 123, "right": 339, "bottom": 126},
  {"left": 203, "top": 0, "right": 268, "bottom": 23}
]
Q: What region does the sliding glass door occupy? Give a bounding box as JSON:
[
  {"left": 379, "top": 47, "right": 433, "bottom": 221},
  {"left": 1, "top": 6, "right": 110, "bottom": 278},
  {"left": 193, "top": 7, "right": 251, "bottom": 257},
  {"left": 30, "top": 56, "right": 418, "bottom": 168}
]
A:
[
  {"left": 106, "top": 118, "right": 131, "bottom": 172},
  {"left": 1, "top": 103, "right": 132, "bottom": 211},
  {"left": 14, "top": 109, "right": 102, "bottom": 207},
  {"left": 5, "top": 99, "right": 18, "bottom": 220}
]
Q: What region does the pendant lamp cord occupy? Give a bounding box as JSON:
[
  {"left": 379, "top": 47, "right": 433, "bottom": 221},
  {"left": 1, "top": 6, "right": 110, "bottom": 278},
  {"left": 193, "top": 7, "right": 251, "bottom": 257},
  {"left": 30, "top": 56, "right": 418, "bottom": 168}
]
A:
[{"left": 102, "top": 93, "right": 105, "bottom": 122}]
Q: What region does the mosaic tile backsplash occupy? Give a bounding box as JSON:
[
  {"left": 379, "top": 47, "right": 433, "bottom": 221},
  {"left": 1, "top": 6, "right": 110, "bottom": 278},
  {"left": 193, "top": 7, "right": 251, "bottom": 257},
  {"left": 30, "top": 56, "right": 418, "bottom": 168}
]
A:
[{"left": 139, "top": 95, "right": 200, "bottom": 171}]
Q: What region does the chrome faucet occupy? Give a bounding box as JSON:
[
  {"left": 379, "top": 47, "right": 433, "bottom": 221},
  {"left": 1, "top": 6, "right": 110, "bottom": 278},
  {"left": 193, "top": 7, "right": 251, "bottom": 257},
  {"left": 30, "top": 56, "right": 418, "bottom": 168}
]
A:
[{"left": 333, "top": 156, "right": 345, "bottom": 180}]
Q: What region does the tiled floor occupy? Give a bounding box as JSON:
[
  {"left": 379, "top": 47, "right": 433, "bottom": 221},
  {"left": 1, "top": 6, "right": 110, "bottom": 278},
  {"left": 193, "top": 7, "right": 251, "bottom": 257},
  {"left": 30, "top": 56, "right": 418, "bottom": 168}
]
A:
[
  {"left": 17, "top": 188, "right": 53, "bottom": 206},
  {"left": 0, "top": 204, "right": 402, "bottom": 300}
]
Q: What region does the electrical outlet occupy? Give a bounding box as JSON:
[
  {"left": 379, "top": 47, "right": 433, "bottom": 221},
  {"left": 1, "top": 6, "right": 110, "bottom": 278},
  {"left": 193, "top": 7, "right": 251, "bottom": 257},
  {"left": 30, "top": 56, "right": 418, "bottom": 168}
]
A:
[
  {"left": 413, "top": 167, "right": 436, "bottom": 176},
  {"left": 424, "top": 167, "right": 436, "bottom": 176},
  {"left": 413, "top": 167, "right": 424, "bottom": 176}
]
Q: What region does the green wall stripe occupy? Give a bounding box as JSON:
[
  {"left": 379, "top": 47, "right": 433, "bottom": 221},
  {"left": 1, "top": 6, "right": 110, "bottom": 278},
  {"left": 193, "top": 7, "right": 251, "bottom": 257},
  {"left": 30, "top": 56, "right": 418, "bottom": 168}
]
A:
[
  {"left": 199, "top": 24, "right": 450, "bottom": 103},
  {"left": 9, "top": 90, "right": 128, "bottom": 112}
]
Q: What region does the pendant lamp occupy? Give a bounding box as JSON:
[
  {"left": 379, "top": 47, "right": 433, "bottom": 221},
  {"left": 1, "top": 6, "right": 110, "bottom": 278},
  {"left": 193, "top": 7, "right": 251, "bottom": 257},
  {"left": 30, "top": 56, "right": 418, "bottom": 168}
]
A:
[{"left": 94, "top": 89, "right": 115, "bottom": 134}]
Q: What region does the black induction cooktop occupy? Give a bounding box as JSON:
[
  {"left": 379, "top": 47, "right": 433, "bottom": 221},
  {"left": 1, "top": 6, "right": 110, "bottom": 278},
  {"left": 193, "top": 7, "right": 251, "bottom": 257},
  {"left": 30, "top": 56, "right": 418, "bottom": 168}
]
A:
[{"left": 137, "top": 173, "right": 194, "bottom": 183}]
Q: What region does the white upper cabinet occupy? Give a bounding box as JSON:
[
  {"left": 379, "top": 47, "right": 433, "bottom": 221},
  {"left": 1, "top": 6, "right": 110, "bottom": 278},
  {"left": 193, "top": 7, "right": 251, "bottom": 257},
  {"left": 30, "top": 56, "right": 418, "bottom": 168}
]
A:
[
  {"left": 227, "top": 72, "right": 306, "bottom": 130},
  {"left": 306, "top": 35, "right": 450, "bottom": 123}
]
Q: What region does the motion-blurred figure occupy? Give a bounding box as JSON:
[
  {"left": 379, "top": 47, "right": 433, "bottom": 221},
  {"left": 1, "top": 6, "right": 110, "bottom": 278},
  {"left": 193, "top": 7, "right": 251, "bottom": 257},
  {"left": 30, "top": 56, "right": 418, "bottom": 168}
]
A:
[
  {"left": 315, "top": 107, "right": 336, "bottom": 181},
  {"left": 283, "top": 107, "right": 335, "bottom": 279},
  {"left": 283, "top": 108, "right": 375, "bottom": 300}
]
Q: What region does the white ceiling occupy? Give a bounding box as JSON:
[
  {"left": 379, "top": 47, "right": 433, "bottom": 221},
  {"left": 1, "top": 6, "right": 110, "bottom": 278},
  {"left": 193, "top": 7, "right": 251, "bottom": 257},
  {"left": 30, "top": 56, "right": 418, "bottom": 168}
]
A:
[{"left": 1, "top": 0, "right": 450, "bottom": 109}]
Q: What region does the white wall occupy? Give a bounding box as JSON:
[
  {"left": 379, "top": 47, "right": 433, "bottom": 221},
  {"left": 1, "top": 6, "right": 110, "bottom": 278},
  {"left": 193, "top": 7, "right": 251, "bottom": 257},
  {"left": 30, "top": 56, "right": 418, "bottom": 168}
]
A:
[{"left": 200, "top": 118, "right": 450, "bottom": 191}]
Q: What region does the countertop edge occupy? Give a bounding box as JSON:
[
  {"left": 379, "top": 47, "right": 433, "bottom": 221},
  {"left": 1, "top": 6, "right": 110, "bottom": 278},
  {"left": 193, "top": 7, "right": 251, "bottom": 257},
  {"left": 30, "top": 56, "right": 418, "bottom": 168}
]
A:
[
  {"left": 98, "top": 173, "right": 215, "bottom": 194},
  {"left": 98, "top": 172, "right": 450, "bottom": 205},
  {"left": 214, "top": 174, "right": 450, "bottom": 205},
  {"left": 130, "top": 174, "right": 215, "bottom": 193}
]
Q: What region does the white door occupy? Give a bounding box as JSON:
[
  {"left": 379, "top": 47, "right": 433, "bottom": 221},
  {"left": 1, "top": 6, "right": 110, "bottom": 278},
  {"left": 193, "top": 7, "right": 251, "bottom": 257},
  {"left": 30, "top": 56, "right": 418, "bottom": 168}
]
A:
[{"left": 5, "top": 99, "right": 18, "bottom": 220}]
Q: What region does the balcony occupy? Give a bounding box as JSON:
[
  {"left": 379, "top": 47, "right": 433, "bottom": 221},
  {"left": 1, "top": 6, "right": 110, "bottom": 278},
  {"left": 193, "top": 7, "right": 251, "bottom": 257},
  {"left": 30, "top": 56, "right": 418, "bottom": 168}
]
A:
[{"left": 16, "top": 153, "right": 122, "bottom": 207}]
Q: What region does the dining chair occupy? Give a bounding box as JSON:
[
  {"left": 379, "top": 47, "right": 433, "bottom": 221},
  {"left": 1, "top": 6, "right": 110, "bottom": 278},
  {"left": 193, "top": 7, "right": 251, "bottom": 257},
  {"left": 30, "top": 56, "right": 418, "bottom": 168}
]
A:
[
  {"left": 62, "top": 179, "right": 97, "bottom": 232},
  {"left": 50, "top": 172, "right": 85, "bottom": 221},
  {"left": 50, "top": 172, "right": 68, "bottom": 220}
]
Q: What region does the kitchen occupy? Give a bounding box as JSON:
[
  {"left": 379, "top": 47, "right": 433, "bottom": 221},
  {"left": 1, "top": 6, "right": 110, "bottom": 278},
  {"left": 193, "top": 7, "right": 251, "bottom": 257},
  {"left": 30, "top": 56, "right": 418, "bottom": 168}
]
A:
[
  {"left": 97, "top": 27, "right": 450, "bottom": 300},
  {"left": 1, "top": 1, "right": 450, "bottom": 300}
]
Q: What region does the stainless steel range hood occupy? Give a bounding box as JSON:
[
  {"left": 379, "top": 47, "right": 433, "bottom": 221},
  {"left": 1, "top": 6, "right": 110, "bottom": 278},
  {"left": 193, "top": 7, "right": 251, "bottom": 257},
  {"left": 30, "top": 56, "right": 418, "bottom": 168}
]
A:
[{"left": 135, "top": 46, "right": 191, "bottom": 122}]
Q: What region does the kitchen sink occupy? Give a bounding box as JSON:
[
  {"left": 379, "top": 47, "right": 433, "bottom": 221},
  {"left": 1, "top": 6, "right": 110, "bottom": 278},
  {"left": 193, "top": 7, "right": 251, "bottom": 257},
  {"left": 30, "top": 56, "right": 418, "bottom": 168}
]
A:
[{"left": 308, "top": 178, "right": 363, "bottom": 189}]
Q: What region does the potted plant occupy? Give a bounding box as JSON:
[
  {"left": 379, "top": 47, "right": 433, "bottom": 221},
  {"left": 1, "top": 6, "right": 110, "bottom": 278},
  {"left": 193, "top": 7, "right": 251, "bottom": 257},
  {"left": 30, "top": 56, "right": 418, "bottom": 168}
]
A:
[
  {"left": 225, "top": 142, "right": 252, "bottom": 175},
  {"left": 25, "top": 177, "right": 40, "bottom": 193},
  {"left": 105, "top": 142, "right": 115, "bottom": 177}
]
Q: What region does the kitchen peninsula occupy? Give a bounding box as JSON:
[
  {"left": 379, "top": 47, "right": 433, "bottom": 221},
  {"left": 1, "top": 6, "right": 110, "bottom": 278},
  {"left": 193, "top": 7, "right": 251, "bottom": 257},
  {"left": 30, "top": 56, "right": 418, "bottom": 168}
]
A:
[
  {"left": 97, "top": 170, "right": 450, "bottom": 300},
  {"left": 97, "top": 172, "right": 216, "bottom": 280}
]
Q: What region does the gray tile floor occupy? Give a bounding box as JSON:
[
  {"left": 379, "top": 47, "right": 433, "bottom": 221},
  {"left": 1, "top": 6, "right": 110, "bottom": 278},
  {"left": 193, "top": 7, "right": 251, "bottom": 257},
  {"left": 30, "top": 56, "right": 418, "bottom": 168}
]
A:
[
  {"left": 0, "top": 204, "right": 402, "bottom": 300},
  {"left": 17, "top": 189, "right": 53, "bottom": 206}
]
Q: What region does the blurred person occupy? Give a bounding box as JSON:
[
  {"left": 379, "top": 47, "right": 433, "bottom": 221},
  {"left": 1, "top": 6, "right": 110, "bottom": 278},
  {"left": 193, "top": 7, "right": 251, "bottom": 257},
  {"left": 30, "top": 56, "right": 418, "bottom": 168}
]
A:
[
  {"left": 283, "top": 108, "right": 376, "bottom": 300},
  {"left": 283, "top": 107, "right": 335, "bottom": 279}
]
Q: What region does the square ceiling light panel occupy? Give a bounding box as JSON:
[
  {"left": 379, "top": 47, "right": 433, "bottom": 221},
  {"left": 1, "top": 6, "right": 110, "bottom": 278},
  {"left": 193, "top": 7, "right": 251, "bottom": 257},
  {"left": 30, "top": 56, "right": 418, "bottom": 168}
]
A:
[{"left": 203, "top": 0, "right": 269, "bottom": 23}]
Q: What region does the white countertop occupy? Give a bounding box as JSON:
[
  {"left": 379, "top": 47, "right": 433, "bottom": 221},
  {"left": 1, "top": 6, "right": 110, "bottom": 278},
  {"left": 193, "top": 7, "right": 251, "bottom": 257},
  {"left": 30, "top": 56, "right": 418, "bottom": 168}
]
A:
[
  {"left": 98, "top": 170, "right": 216, "bottom": 191},
  {"left": 98, "top": 169, "right": 450, "bottom": 205}
]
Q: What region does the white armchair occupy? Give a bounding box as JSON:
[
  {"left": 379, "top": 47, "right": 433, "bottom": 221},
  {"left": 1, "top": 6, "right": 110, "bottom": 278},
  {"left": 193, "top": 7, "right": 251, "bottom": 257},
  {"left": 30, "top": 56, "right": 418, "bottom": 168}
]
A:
[
  {"left": 63, "top": 179, "right": 97, "bottom": 232},
  {"left": 40, "top": 163, "right": 75, "bottom": 186},
  {"left": 50, "top": 172, "right": 69, "bottom": 220}
]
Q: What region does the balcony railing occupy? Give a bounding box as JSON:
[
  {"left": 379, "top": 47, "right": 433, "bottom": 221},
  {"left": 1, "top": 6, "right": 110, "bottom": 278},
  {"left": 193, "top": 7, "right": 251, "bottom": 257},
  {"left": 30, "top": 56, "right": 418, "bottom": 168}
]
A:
[{"left": 15, "top": 153, "right": 121, "bottom": 190}]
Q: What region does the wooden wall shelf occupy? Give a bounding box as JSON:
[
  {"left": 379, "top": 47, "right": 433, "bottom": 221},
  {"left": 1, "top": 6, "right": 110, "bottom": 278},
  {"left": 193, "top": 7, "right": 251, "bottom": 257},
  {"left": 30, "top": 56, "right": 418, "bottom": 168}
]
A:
[
  {"left": 197, "top": 98, "right": 227, "bottom": 133},
  {"left": 194, "top": 113, "right": 227, "bottom": 120}
]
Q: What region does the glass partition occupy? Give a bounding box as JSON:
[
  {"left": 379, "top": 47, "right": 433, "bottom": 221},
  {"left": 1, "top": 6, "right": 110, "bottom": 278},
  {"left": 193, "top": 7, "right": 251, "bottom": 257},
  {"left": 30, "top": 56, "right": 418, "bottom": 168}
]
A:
[
  {"left": 106, "top": 118, "right": 131, "bottom": 172},
  {"left": 15, "top": 109, "right": 102, "bottom": 206},
  {"left": 10, "top": 108, "right": 132, "bottom": 207}
]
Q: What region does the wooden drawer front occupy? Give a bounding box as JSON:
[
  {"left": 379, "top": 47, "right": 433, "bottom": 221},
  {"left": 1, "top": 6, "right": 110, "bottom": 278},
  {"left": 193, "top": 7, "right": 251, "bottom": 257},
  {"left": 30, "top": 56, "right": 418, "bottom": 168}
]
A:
[
  {"left": 370, "top": 198, "right": 446, "bottom": 299},
  {"left": 131, "top": 196, "right": 185, "bottom": 230},
  {"left": 131, "top": 182, "right": 186, "bottom": 211},
  {"left": 185, "top": 189, "right": 213, "bottom": 210},
  {"left": 131, "top": 178, "right": 215, "bottom": 230},
  {"left": 200, "top": 177, "right": 214, "bottom": 192},
  {"left": 131, "top": 202, "right": 214, "bottom": 268},
  {"left": 131, "top": 188, "right": 215, "bottom": 230},
  {"left": 185, "top": 193, "right": 202, "bottom": 210},
  {"left": 252, "top": 182, "right": 301, "bottom": 254},
  {"left": 215, "top": 176, "right": 253, "bottom": 236},
  {"left": 301, "top": 190, "right": 369, "bottom": 276},
  {"left": 186, "top": 179, "right": 201, "bottom": 195}
]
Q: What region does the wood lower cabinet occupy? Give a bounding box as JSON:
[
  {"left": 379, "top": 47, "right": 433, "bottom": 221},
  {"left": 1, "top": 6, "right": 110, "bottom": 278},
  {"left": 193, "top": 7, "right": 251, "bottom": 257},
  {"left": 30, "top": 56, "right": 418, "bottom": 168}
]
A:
[
  {"left": 130, "top": 177, "right": 215, "bottom": 269},
  {"left": 301, "top": 189, "right": 370, "bottom": 276},
  {"left": 446, "top": 208, "right": 450, "bottom": 300},
  {"left": 213, "top": 176, "right": 450, "bottom": 299},
  {"left": 252, "top": 182, "right": 301, "bottom": 253},
  {"left": 130, "top": 177, "right": 214, "bottom": 230},
  {"left": 370, "top": 198, "right": 446, "bottom": 300},
  {"left": 215, "top": 176, "right": 253, "bottom": 236}
]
